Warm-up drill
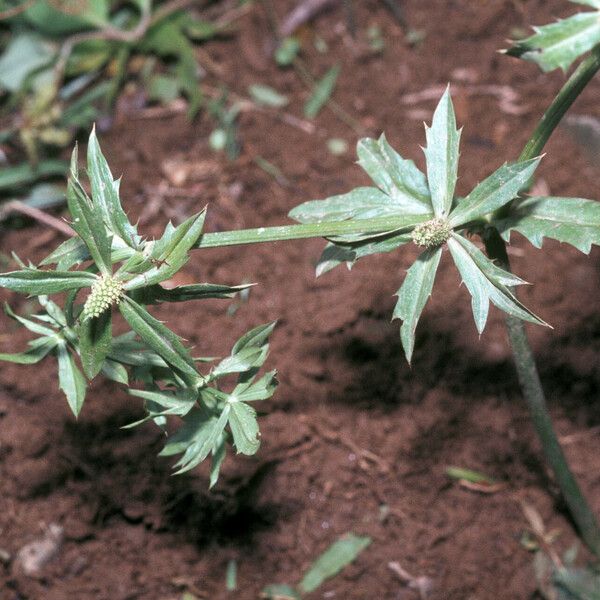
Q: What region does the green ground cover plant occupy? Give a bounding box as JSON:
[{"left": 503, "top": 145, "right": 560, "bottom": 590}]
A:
[
  {"left": 0, "top": 0, "right": 230, "bottom": 203},
  {"left": 2, "top": 1, "right": 600, "bottom": 593}
]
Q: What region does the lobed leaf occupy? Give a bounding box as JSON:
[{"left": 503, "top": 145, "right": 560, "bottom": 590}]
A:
[
  {"left": 232, "top": 370, "right": 278, "bottom": 403},
  {"left": 496, "top": 196, "right": 600, "bottom": 253},
  {"left": 119, "top": 297, "right": 199, "bottom": 386},
  {"left": 87, "top": 128, "right": 140, "bottom": 248},
  {"left": 393, "top": 246, "right": 442, "bottom": 363},
  {"left": 505, "top": 10, "right": 600, "bottom": 72},
  {"left": 357, "top": 134, "right": 432, "bottom": 212},
  {"left": 228, "top": 400, "right": 260, "bottom": 455},
  {"left": 448, "top": 233, "right": 547, "bottom": 333},
  {"left": 160, "top": 404, "right": 230, "bottom": 474},
  {"left": 423, "top": 86, "right": 461, "bottom": 218},
  {"left": 449, "top": 158, "right": 541, "bottom": 228}
]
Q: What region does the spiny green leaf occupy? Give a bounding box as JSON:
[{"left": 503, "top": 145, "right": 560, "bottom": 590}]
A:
[
  {"left": 505, "top": 10, "right": 600, "bottom": 72},
  {"left": 298, "top": 533, "right": 372, "bottom": 594},
  {"left": 124, "top": 211, "right": 206, "bottom": 290},
  {"left": 448, "top": 234, "right": 547, "bottom": 333},
  {"left": 0, "top": 268, "right": 96, "bottom": 295},
  {"left": 87, "top": 127, "right": 140, "bottom": 249},
  {"left": 57, "top": 343, "right": 87, "bottom": 417},
  {"left": 393, "top": 246, "right": 442, "bottom": 363},
  {"left": 357, "top": 134, "right": 432, "bottom": 212},
  {"left": 496, "top": 196, "right": 600, "bottom": 254},
  {"left": 290, "top": 187, "right": 429, "bottom": 223},
  {"left": 39, "top": 236, "right": 90, "bottom": 270},
  {"left": 315, "top": 232, "right": 413, "bottom": 276},
  {"left": 228, "top": 400, "right": 260, "bottom": 455},
  {"left": 160, "top": 404, "right": 230, "bottom": 474},
  {"left": 68, "top": 146, "right": 112, "bottom": 274},
  {"left": 304, "top": 65, "right": 340, "bottom": 119},
  {"left": 119, "top": 297, "right": 199, "bottom": 386},
  {"left": 423, "top": 86, "right": 461, "bottom": 218},
  {"left": 128, "top": 282, "right": 252, "bottom": 305},
  {"left": 79, "top": 309, "right": 112, "bottom": 379},
  {"left": 449, "top": 157, "right": 541, "bottom": 228},
  {"left": 233, "top": 370, "right": 278, "bottom": 402},
  {"left": 128, "top": 387, "right": 197, "bottom": 418}
]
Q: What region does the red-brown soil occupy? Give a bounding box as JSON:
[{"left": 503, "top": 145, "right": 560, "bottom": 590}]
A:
[{"left": 2, "top": 1, "right": 600, "bottom": 598}]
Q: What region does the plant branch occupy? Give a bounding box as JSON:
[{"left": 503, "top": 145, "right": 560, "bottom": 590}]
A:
[
  {"left": 484, "top": 229, "right": 600, "bottom": 556},
  {"left": 486, "top": 43, "right": 600, "bottom": 556},
  {"left": 196, "top": 215, "right": 426, "bottom": 249},
  {"left": 0, "top": 0, "right": 34, "bottom": 21}
]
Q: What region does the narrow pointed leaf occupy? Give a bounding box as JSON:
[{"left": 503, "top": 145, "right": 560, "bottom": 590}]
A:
[
  {"left": 357, "top": 135, "right": 432, "bottom": 212},
  {"left": 505, "top": 11, "right": 600, "bottom": 72},
  {"left": 299, "top": 533, "right": 372, "bottom": 594},
  {"left": 0, "top": 337, "right": 58, "bottom": 364},
  {"left": 423, "top": 87, "right": 461, "bottom": 218},
  {"left": 119, "top": 297, "right": 199, "bottom": 386},
  {"left": 316, "top": 232, "right": 413, "bottom": 276},
  {"left": 448, "top": 234, "right": 547, "bottom": 333},
  {"left": 57, "top": 343, "right": 87, "bottom": 417},
  {"left": 128, "top": 387, "right": 196, "bottom": 417},
  {"left": 496, "top": 196, "right": 600, "bottom": 254},
  {"left": 67, "top": 186, "right": 111, "bottom": 276},
  {"left": 209, "top": 433, "right": 227, "bottom": 488},
  {"left": 101, "top": 359, "right": 129, "bottom": 384},
  {"left": 228, "top": 401, "right": 260, "bottom": 455},
  {"left": 128, "top": 282, "right": 251, "bottom": 305},
  {"left": 79, "top": 310, "right": 112, "bottom": 379},
  {"left": 304, "top": 65, "right": 340, "bottom": 119},
  {"left": 124, "top": 211, "right": 206, "bottom": 290},
  {"left": 232, "top": 322, "right": 276, "bottom": 354},
  {"left": 449, "top": 158, "right": 541, "bottom": 227},
  {"left": 4, "top": 303, "right": 57, "bottom": 337},
  {"left": 40, "top": 236, "right": 90, "bottom": 270},
  {"left": 87, "top": 127, "right": 140, "bottom": 248},
  {"left": 0, "top": 269, "right": 96, "bottom": 295},
  {"left": 393, "top": 247, "right": 442, "bottom": 363}
]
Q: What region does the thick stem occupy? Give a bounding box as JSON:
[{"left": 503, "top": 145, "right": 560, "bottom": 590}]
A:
[
  {"left": 484, "top": 230, "right": 600, "bottom": 556},
  {"left": 488, "top": 45, "right": 600, "bottom": 556},
  {"left": 195, "top": 215, "right": 426, "bottom": 249}
]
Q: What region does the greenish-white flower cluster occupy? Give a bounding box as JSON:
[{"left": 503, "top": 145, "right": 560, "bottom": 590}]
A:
[
  {"left": 83, "top": 275, "right": 123, "bottom": 319},
  {"left": 411, "top": 218, "right": 451, "bottom": 248}
]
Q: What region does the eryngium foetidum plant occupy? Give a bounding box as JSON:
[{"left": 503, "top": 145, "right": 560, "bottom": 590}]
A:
[
  {"left": 290, "top": 87, "right": 600, "bottom": 362},
  {"left": 0, "top": 129, "right": 277, "bottom": 482}
]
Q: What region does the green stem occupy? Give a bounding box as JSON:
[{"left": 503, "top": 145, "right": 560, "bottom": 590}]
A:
[
  {"left": 195, "top": 215, "right": 426, "bottom": 249},
  {"left": 488, "top": 44, "right": 600, "bottom": 556},
  {"left": 484, "top": 230, "right": 600, "bottom": 556}
]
